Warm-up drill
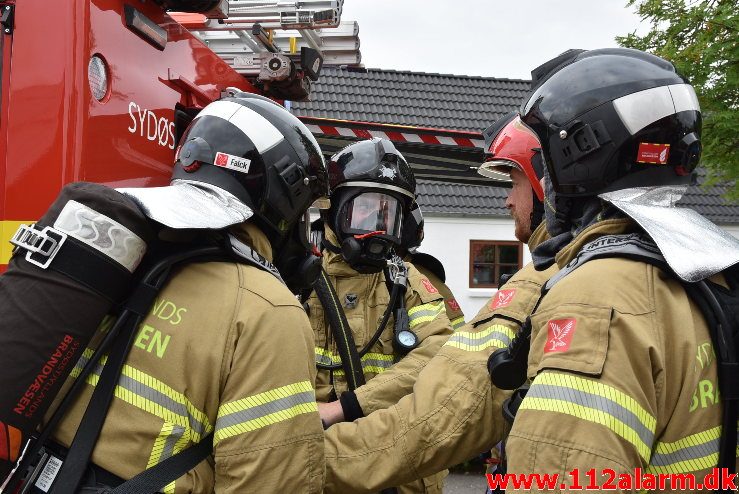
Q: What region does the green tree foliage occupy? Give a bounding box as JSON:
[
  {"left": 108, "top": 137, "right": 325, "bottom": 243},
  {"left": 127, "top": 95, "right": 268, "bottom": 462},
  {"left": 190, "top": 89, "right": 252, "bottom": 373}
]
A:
[{"left": 617, "top": 0, "right": 738, "bottom": 198}]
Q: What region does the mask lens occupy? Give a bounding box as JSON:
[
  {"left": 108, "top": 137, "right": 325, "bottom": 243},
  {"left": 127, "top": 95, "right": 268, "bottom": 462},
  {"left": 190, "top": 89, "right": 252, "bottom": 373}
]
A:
[{"left": 342, "top": 192, "right": 402, "bottom": 238}]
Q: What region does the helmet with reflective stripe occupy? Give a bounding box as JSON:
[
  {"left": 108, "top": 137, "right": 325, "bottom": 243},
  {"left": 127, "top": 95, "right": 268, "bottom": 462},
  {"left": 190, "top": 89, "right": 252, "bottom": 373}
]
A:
[
  {"left": 172, "top": 93, "right": 329, "bottom": 244},
  {"left": 325, "top": 138, "right": 416, "bottom": 273},
  {"left": 481, "top": 112, "right": 545, "bottom": 201},
  {"left": 520, "top": 48, "right": 701, "bottom": 197}
]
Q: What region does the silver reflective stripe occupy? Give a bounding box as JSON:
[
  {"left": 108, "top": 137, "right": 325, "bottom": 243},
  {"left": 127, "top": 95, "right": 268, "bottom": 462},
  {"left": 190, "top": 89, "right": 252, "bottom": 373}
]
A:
[
  {"left": 650, "top": 436, "right": 719, "bottom": 467},
  {"left": 408, "top": 302, "right": 444, "bottom": 329},
  {"left": 526, "top": 383, "right": 655, "bottom": 448},
  {"left": 335, "top": 181, "right": 415, "bottom": 199},
  {"left": 53, "top": 200, "right": 146, "bottom": 272},
  {"left": 361, "top": 357, "right": 393, "bottom": 371},
  {"left": 81, "top": 357, "right": 210, "bottom": 441},
  {"left": 195, "top": 101, "right": 284, "bottom": 153},
  {"left": 315, "top": 352, "right": 334, "bottom": 366},
  {"left": 216, "top": 390, "right": 316, "bottom": 430},
  {"left": 116, "top": 373, "right": 208, "bottom": 439},
  {"left": 669, "top": 84, "right": 700, "bottom": 114},
  {"left": 613, "top": 83, "right": 700, "bottom": 135}
]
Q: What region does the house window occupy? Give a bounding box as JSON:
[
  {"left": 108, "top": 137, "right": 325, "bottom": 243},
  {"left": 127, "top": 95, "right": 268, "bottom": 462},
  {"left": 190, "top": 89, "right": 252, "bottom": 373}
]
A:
[{"left": 469, "top": 240, "right": 523, "bottom": 288}]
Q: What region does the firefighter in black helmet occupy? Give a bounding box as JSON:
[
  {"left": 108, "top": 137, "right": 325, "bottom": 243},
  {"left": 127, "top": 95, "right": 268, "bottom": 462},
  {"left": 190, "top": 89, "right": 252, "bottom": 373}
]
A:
[
  {"left": 503, "top": 48, "right": 739, "bottom": 487},
  {"left": 309, "top": 138, "right": 453, "bottom": 494},
  {"left": 47, "top": 93, "right": 330, "bottom": 492}
]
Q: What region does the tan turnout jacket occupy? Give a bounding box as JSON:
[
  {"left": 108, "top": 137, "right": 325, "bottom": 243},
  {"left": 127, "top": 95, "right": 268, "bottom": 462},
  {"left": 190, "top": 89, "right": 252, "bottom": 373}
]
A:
[
  {"left": 53, "top": 223, "right": 324, "bottom": 493},
  {"left": 308, "top": 231, "right": 454, "bottom": 493},
  {"left": 507, "top": 219, "right": 733, "bottom": 492}
]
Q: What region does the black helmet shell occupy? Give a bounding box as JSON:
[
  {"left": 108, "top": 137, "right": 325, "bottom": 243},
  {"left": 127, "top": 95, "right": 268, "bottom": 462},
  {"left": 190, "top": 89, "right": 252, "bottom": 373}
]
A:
[
  {"left": 328, "top": 138, "right": 416, "bottom": 198},
  {"left": 172, "top": 93, "right": 328, "bottom": 241},
  {"left": 521, "top": 48, "right": 701, "bottom": 197}
]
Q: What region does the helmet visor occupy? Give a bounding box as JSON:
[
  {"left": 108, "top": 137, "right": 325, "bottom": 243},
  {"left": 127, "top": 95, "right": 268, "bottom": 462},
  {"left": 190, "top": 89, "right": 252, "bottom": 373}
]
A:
[{"left": 341, "top": 192, "right": 403, "bottom": 239}]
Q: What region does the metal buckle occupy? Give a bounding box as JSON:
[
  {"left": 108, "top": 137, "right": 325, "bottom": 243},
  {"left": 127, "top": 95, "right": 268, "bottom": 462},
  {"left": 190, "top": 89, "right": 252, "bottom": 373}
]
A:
[{"left": 10, "top": 224, "right": 67, "bottom": 269}]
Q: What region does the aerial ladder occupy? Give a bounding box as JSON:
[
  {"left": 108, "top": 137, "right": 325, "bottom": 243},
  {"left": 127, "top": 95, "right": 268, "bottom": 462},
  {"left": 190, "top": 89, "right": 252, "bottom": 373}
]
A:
[{"left": 172, "top": 0, "right": 362, "bottom": 101}]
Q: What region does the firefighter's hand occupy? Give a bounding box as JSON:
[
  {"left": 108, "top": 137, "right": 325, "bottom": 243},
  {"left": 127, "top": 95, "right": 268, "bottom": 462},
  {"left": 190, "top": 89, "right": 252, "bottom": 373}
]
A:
[{"left": 318, "top": 400, "right": 345, "bottom": 428}]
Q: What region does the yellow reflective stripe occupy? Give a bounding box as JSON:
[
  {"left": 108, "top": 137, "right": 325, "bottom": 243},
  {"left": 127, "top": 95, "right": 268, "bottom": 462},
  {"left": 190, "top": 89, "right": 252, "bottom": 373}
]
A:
[
  {"left": 0, "top": 220, "right": 33, "bottom": 265},
  {"left": 84, "top": 356, "right": 211, "bottom": 442},
  {"left": 214, "top": 381, "right": 317, "bottom": 445},
  {"left": 450, "top": 316, "right": 466, "bottom": 330},
  {"left": 647, "top": 426, "right": 721, "bottom": 474},
  {"left": 407, "top": 301, "right": 444, "bottom": 329},
  {"left": 444, "top": 324, "right": 516, "bottom": 352},
  {"left": 522, "top": 372, "right": 656, "bottom": 462},
  {"left": 70, "top": 348, "right": 96, "bottom": 378}
]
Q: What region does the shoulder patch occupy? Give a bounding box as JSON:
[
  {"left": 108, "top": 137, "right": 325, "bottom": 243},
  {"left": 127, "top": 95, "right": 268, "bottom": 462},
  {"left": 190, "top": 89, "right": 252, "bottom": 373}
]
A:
[
  {"left": 446, "top": 298, "right": 461, "bottom": 312},
  {"left": 544, "top": 318, "right": 577, "bottom": 353},
  {"left": 490, "top": 289, "right": 516, "bottom": 310},
  {"left": 421, "top": 278, "right": 439, "bottom": 294}
]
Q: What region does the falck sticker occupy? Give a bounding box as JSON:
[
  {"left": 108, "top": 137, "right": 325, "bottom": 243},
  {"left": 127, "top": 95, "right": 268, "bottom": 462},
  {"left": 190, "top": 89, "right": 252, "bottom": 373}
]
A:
[
  {"left": 545, "top": 318, "right": 577, "bottom": 353},
  {"left": 214, "top": 152, "right": 252, "bottom": 174},
  {"left": 490, "top": 289, "right": 516, "bottom": 310},
  {"left": 636, "top": 142, "right": 670, "bottom": 165},
  {"left": 421, "top": 278, "right": 439, "bottom": 294}
]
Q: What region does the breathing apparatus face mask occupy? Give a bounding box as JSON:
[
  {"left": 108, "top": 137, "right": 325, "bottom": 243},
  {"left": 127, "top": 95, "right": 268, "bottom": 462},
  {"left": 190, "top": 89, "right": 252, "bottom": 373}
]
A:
[
  {"left": 273, "top": 210, "right": 322, "bottom": 294},
  {"left": 336, "top": 191, "right": 404, "bottom": 273}
]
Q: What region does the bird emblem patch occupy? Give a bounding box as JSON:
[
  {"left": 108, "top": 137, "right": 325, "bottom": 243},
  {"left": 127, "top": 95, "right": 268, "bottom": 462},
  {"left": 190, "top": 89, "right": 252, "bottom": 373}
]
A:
[
  {"left": 545, "top": 318, "right": 576, "bottom": 353},
  {"left": 490, "top": 289, "right": 516, "bottom": 310}
]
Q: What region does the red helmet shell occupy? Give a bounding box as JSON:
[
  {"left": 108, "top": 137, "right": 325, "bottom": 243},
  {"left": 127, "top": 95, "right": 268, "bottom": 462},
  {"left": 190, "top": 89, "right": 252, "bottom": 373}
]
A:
[{"left": 485, "top": 116, "right": 545, "bottom": 201}]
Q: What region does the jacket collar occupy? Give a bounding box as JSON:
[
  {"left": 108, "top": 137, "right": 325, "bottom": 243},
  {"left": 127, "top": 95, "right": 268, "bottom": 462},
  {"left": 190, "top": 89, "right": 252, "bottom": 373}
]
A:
[
  {"left": 229, "top": 222, "right": 274, "bottom": 262},
  {"left": 554, "top": 218, "right": 638, "bottom": 269},
  {"left": 528, "top": 222, "right": 549, "bottom": 251}
]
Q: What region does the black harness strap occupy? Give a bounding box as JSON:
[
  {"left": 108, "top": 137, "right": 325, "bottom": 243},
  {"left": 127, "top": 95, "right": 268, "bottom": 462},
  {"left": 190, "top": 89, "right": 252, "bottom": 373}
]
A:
[{"left": 314, "top": 267, "right": 366, "bottom": 390}]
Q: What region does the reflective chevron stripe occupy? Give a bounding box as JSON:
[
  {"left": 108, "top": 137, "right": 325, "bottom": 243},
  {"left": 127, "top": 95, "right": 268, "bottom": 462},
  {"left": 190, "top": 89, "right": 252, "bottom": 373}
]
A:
[
  {"left": 407, "top": 301, "right": 445, "bottom": 329},
  {"left": 521, "top": 372, "right": 656, "bottom": 462},
  {"left": 214, "top": 381, "right": 317, "bottom": 445},
  {"left": 76, "top": 354, "right": 212, "bottom": 442},
  {"left": 444, "top": 324, "right": 516, "bottom": 352},
  {"left": 147, "top": 422, "right": 187, "bottom": 494}
]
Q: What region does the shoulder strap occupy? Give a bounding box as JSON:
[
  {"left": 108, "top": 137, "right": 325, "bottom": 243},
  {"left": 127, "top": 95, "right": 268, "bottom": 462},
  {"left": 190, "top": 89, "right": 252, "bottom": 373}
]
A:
[
  {"left": 544, "top": 232, "right": 666, "bottom": 292},
  {"left": 313, "top": 267, "right": 366, "bottom": 390}
]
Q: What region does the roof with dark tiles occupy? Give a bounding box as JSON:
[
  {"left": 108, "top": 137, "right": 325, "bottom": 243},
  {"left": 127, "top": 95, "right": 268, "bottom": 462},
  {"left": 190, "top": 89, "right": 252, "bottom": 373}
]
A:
[
  {"left": 293, "top": 67, "right": 739, "bottom": 225},
  {"left": 292, "top": 67, "right": 531, "bottom": 132}
]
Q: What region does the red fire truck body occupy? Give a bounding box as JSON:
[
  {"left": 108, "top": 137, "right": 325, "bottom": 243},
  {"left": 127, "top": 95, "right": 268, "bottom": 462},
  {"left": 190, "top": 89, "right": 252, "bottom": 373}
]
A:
[{"left": 0, "top": 0, "right": 258, "bottom": 272}]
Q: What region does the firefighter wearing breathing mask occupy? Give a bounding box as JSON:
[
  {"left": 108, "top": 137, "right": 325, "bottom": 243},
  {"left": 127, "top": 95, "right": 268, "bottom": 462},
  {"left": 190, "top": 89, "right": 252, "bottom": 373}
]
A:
[{"left": 308, "top": 138, "right": 453, "bottom": 493}]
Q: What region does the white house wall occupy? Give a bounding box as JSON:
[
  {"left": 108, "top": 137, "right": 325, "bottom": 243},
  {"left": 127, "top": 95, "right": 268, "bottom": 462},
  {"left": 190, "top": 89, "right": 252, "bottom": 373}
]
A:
[
  {"left": 421, "top": 215, "right": 526, "bottom": 319},
  {"left": 422, "top": 215, "right": 739, "bottom": 324}
]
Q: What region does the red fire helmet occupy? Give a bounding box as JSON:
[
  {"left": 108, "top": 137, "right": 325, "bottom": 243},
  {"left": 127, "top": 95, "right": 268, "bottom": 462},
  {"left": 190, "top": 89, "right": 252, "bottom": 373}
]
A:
[{"left": 480, "top": 113, "right": 545, "bottom": 201}]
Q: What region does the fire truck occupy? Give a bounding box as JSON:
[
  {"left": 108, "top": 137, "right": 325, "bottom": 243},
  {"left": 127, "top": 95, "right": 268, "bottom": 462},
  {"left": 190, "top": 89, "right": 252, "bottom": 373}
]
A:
[{"left": 0, "top": 0, "right": 364, "bottom": 273}]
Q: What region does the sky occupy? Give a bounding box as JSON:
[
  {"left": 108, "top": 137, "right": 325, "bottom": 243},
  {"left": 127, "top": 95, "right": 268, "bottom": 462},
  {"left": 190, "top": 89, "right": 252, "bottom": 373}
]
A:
[{"left": 341, "top": 0, "right": 650, "bottom": 80}]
